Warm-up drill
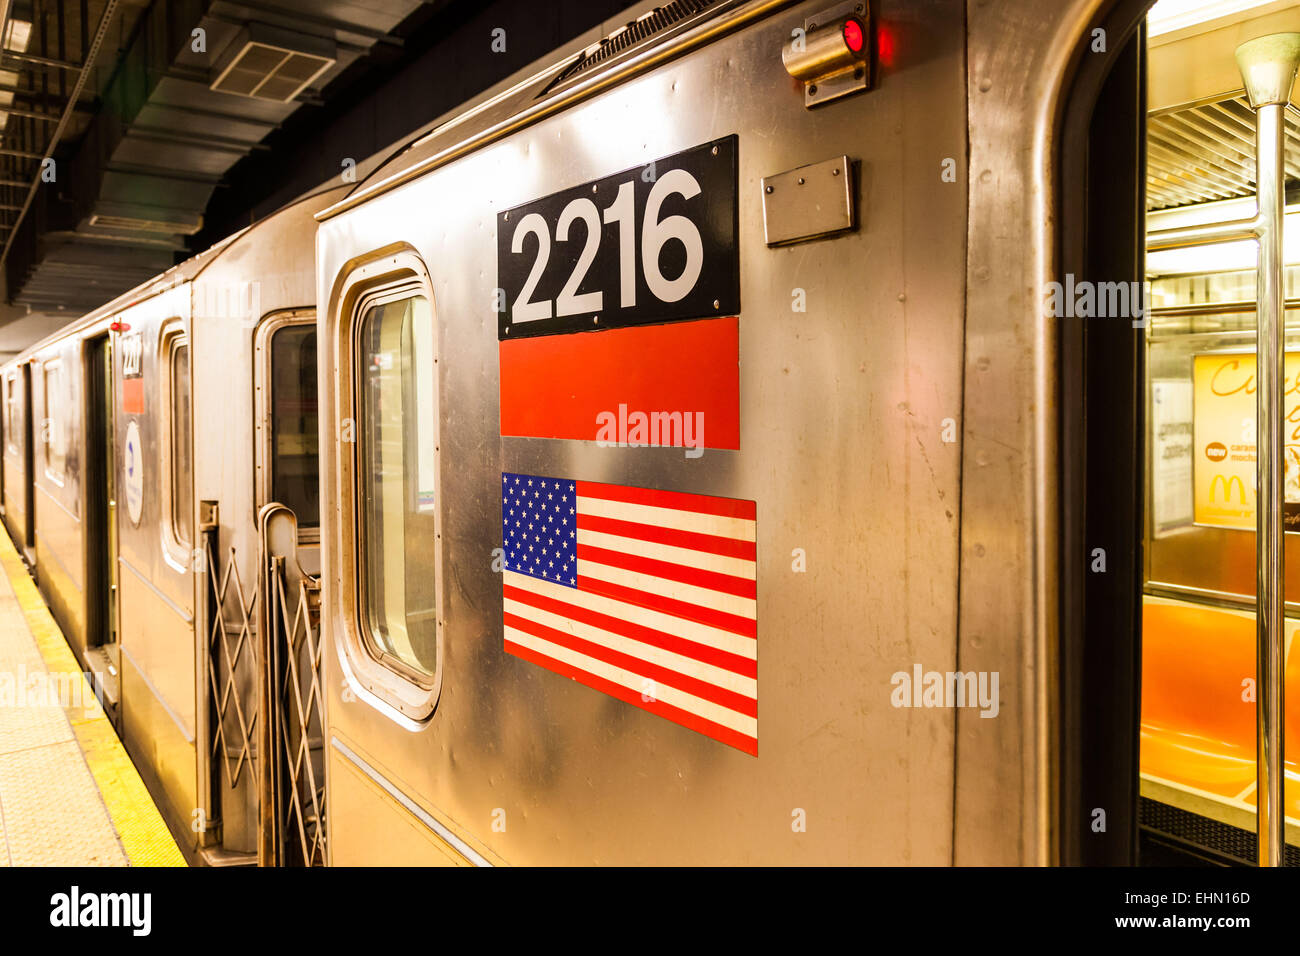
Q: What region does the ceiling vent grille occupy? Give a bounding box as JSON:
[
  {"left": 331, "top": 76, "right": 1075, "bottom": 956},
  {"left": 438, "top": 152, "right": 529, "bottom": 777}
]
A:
[
  {"left": 1147, "top": 96, "right": 1300, "bottom": 211},
  {"left": 540, "top": 0, "right": 726, "bottom": 96},
  {"left": 210, "top": 29, "right": 335, "bottom": 103},
  {"left": 88, "top": 213, "right": 203, "bottom": 235}
]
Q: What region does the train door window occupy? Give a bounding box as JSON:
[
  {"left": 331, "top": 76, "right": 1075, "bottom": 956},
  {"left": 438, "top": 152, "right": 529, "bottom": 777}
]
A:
[
  {"left": 356, "top": 292, "right": 438, "bottom": 680},
  {"left": 41, "top": 359, "right": 65, "bottom": 484},
  {"left": 270, "top": 323, "right": 319, "bottom": 527},
  {"left": 162, "top": 325, "right": 193, "bottom": 559},
  {"left": 4, "top": 372, "right": 15, "bottom": 453}
]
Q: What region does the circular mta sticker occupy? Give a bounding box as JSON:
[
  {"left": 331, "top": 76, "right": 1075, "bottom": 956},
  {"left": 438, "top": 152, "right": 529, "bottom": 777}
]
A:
[{"left": 124, "top": 420, "right": 143, "bottom": 526}]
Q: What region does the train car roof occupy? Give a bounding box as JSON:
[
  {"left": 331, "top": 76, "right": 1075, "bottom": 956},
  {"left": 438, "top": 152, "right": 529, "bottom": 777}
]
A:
[{"left": 315, "top": 0, "right": 730, "bottom": 223}]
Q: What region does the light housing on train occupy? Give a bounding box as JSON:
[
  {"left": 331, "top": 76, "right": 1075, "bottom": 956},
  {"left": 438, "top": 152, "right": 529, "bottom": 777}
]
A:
[{"left": 781, "top": 4, "right": 872, "bottom": 109}]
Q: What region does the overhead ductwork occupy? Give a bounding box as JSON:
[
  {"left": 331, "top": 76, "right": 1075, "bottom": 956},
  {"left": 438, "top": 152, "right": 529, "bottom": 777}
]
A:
[
  {"left": 1, "top": 0, "right": 424, "bottom": 316},
  {"left": 209, "top": 21, "right": 335, "bottom": 103}
]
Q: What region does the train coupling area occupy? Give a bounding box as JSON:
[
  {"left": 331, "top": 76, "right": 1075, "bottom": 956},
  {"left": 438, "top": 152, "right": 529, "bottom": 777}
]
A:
[{"left": 0, "top": 528, "right": 183, "bottom": 867}]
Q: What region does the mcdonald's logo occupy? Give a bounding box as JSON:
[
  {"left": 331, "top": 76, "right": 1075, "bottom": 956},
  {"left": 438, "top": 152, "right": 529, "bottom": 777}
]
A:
[{"left": 1209, "top": 474, "right": 1250, "bottom": 504}]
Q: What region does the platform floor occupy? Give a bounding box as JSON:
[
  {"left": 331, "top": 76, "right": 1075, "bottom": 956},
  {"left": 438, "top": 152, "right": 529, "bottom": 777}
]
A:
[{"left": 0, "top": 527, "right": 184, "bottom": 866}]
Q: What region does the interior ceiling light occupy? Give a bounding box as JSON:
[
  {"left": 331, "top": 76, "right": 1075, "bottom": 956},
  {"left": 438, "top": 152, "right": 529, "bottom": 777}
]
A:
[
  {"left": 1147, "top": 0, "right": 1281, "bottom": 38},
  {"left": 3, "top": 19, "right": 31, "bottom": 54}
]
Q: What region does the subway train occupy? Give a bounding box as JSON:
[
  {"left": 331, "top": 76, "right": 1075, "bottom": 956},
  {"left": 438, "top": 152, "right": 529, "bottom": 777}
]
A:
[
  {"left": 0, "top": 177, "right": 357, "bottom": 863},
  {"left": 1, "top": 0, "right": 1298, "bottom": 866}
]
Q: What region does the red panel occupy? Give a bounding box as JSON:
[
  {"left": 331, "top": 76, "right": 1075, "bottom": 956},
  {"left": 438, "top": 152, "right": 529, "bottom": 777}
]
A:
[
  {"left": 122, "top": 378, "right": 144, "bottom": 414},
  {"left": 499, "top": 316, "right": 740, "bottom": 450}
]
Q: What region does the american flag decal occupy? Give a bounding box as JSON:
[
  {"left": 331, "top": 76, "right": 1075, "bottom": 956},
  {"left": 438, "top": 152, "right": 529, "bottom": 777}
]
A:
[{"left": 501, "top": 472, "right": 758, "bottom": 755}]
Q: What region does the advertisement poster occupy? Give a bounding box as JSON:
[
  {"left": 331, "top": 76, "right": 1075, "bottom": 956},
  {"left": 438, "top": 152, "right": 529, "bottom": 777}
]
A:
[{"left": 1192, "top": 351, "right": 1300, "bottom": 532}]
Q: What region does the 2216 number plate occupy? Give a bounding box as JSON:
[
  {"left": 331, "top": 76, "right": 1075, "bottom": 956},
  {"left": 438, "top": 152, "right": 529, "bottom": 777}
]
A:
[{"left": 496, "top": 135, "right": 739, "bottom": 339}]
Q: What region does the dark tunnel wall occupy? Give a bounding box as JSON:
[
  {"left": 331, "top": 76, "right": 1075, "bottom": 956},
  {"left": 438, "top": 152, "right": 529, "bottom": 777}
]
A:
[{"left": 192, "top": 0, "right": 635, "bottom": 251}]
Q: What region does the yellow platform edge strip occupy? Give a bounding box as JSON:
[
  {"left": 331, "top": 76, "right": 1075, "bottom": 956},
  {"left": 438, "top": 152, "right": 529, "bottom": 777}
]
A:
[{"left": 0, "top": 529, "right": 186, "bottom": 867}]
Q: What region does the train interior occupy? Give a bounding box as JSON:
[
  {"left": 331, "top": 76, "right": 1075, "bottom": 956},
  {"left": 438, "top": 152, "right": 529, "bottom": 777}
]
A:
[{"left": 1135, "top": 0, "right": 1300, "bottom": 864}]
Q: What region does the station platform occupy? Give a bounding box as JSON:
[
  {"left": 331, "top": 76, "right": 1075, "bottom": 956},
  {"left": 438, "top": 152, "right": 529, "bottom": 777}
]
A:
[{"left": 0, "top": 529, "right": 184, "bottom": 867}]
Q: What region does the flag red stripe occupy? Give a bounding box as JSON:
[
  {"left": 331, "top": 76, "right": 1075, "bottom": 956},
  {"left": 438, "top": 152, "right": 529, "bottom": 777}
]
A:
[
  {"left": 579, "top": 574, "right": 757, "bottom": 637},
  {"left": 499, "top": 316, "right": 739, "bottom": 449},
  {"left": 577, "top": 478, "right": 756, "bottom": 520},
  {"left": 580, "top": 543, "right": 757, "bottom": 599},
  {"left": 505, "top": 612, "right": 757, "bottom": 717},
  {"left": 504, "top": 582, "right": 756, "bottom": 676},
  {"left": 504, "top": 638, "right": 757, "bottom": 756},
  {"left": 577, "top": 512, "right": 756, "bottom": 560}
]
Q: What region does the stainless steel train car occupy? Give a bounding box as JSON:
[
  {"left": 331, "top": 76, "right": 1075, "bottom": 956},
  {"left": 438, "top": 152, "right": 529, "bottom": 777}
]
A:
[
  {"left": 306, "top": 0, "right": 1167, "bottom": 866},
  {"left": 310, "top": 0, "right": 1300, "bottom": 867},
  {"left": 316, "top": 0, "right": 977, "bottom": 868},
  {"left": 0, "top": 178, "right": 356, "bottom": 865},
  {"left": 4, "top": 0, "right": 1300, "bottom": 867}
]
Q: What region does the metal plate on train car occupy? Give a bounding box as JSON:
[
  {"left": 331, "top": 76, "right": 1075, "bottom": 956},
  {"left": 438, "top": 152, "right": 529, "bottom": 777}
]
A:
[
  {"left": 497, "top": 135, "right": 739, "bottom": 339},
  {"left": 121, "top": 330, "right": 145, "bottom": 414}
]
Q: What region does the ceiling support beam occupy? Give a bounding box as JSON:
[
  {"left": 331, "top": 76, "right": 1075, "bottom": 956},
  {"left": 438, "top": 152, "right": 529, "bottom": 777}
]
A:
[
  {"left": 0, "top": 84, "right": 92, "bottom": 113},
  {"left": 0, "top": 0, "right": 121, "bottom": 270},
  {"left": 0, "top": 105, "right": 58, "bottom": 122},
  {"left": 2, "top": 50, "right": 83, "bottom": 72}
]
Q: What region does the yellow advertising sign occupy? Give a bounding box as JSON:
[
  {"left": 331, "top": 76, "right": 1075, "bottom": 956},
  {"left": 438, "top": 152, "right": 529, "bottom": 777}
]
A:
[{"left": 1191, "top": 352, "right": 1300, "bottom": 531}]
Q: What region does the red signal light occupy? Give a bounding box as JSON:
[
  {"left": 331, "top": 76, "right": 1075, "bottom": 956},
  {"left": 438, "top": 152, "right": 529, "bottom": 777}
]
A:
[
  {"left": 842, "top": 17, "right": 865, "bottom": 54},
  {"left": 780, "top": 12, "right": 873, "bottom": 105},
  {"left": 109, "top": 321, "right": 129, "bottom": 333}
]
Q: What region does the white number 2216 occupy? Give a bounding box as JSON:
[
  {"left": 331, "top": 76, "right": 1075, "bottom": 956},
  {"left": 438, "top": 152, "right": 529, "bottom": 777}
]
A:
[{"left": 509, "top": 169, "right": 704, "bottom": 323}]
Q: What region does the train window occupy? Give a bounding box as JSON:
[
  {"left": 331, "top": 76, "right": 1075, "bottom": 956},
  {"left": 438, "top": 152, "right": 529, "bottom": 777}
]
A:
[
  {"left": 163, "top": 330, "right": 193, "bottom": 552},
  {"left": 270, "top": 325, "right": 319, "bottom": 526},
  {"left": 42, "top": 360, "right": 64, "bottom": 483},
  {"left": 357, "top": 293, "right": 438, "bottom": 678},
  {"left": 4, "top": 373, "right": 15, "bottom": 453}
]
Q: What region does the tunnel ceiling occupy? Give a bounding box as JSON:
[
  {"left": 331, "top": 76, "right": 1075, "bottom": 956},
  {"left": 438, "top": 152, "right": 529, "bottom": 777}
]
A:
[{"left": 0, "top": 0, "right": 425, "bottom": 316}]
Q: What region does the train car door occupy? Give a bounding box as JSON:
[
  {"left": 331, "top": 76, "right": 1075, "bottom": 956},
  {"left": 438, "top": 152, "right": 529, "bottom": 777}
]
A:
[
  {"left": 21, "top": 361, "right": 34, "bottom": 564},
  {"left": 86, "top": 333, "right": 120, "bottom": 719},
  {"left": 111, "top": 292, "right": 200, "bottom": 851},
  {"left": 252, "top": 309, "right": 326, "bottom": 865}
]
